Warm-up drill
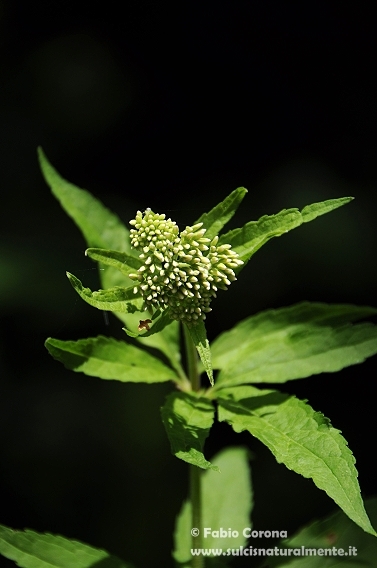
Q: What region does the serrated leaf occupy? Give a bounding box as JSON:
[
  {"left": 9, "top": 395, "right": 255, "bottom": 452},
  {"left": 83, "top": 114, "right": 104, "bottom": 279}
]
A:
[
  {"left": 173, "top": 447, "right": 253, "bottom": 563},
  {"left": 301, "top": 198, "right": 353, "bottom": 223},
  {"left": 161, "top": 391, "right": 217, "bottom": 469},
  {"left": 45, "top": 335, "right": 178, "bottom": 384},
  {"left": 219, "top": 196, "right": 353, "bottom": 270},
  {"left": 38, "top": 148, "right": 131, "bottom": 253},
  {"left": 85, "top": 248, "right": 143, "bottom": 276},
  {"left": 212, "top": 302, "right": 377, "bottom": 387},
  {"left": 0, "top": 524, "right": 133, "bottom": 568},
  {"left": 195, "top": 187, "right": 248, "bottom": 240},
  {"left": 40, "top": 150, "right": 182, "bottom": 379},
  {"left": 217, "top": 386, "right": 376, "bottom": 537},
  {"left": 186, "top": 321, "right": 213, "bottom": 386},
  {"left": 66, "top": 272, "right": 143, "bottom": 313},
  {"left": 38, "top": 148, "right": 138, "bottom": 324},
  {"left": 269, "top": 497, "right": 377, "bottom": 567}
]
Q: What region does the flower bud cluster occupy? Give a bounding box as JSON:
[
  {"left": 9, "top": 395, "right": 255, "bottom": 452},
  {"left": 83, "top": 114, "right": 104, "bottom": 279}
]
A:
[{"left": 129, "top": 209, "right": 243, "bottom": 324}]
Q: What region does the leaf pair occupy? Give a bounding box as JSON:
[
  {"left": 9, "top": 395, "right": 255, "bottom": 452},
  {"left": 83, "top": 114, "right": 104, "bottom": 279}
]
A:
[
  {"left": 160, "top": 381, "right": 376, "bottom": 538},
  {"left": 38, "top": 147, "right": 354, "bottom": 384},
  {"left": 38, "top": 148, "right": 185, "bottom": 377},
  {"left": 161, "top": 302, "right": 377, "bottom": 538},
  {"left": 39, "top": 149, "right": 377, "bottom": 539}
]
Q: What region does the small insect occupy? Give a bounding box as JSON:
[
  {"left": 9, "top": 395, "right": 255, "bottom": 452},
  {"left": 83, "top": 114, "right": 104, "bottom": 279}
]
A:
[{"left": 138, "top": 319, "right": 152, "bottom": 332}]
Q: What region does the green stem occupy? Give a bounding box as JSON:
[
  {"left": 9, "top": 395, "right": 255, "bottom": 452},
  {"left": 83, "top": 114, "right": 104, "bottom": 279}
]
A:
[
  {"left": 183, "top": 324, "right": 201, "bottom": 392},
  {"left": 190, "top": 464, "right": 204, "bottom": 568},
  {"left": 183, "top": 324, "right": 204, "bottom": 568}
]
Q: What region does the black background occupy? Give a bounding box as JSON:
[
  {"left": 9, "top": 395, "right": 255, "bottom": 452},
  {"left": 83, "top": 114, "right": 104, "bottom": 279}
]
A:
[{"left": 1, "top": 2, "right": 377, "bottom": 567}]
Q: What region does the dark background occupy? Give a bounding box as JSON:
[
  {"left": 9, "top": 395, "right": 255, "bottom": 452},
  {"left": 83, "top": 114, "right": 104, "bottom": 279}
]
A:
[{"left": 1, "top": 2, "right": 377, "bottom": 567}]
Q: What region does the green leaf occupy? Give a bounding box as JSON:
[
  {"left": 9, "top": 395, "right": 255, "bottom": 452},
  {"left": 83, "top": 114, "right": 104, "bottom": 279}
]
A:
[
  {"left": 85, "top": 248, "right": 143, "bottom": 277},
  {"left": 38, "top": 149, "right": 140, "bottom": 326},
  {"left": 38, "top": 147, "right": 131, "bottom": 253},
  {"left": 123, "top": 308, "right": 173, "bottom": 338},
  {"left": 212, "top": 302, "right": 377, "bottom": 388},
  {"left": 217, "top": 385, "right": 376, "bottom": 537},
  {"left": 40, "top": 149, "right": 182, "bottom": 380},
  {"left": 186, "top": 320, "right": 213, "bottom": 386},
  {"left": 269, "top": 497, "right": 377, "bottom": 567},
  {"left": 85, "top": 251, "right": 182, "bottom": 375},
  {"left": 301, "top": 198, "right": 354, "bottom": 223},
  {"left": 45, "top": 335, "right": 178, "bottom": 384},
  {"left": 195, "top": 187, "right": 248, "bottom": 240},
  {"left": 173, "top": 447, "right": 253, "bottom": 563},
  {"left": 66, "top": 272, "right": 143, "bottom": 313},
  {"left": 161, "top": 391, "right": 217, "bottom": 470},
  {"left": 219, "top": 196, "right": 353, "bottom": 269},
  {"left": 0, "top": 524, "right": 133, "bottom": 568},
  {"left": 137, "top": 319, "right": 184, "bottom": 378},
  {"left": 119, "top": 311, "right": 186, "bottom": 379}
]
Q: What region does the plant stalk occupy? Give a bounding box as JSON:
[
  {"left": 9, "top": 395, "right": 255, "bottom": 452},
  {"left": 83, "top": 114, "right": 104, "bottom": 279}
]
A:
[
  {"left": 190, "top": 464, "right": 203, "bottom": 568},
  {"left": 183, "top": 324, "right": 201, "bottom": 392},
  {"left": 183, "top": 324, "right": 204, "bottom": 568}
]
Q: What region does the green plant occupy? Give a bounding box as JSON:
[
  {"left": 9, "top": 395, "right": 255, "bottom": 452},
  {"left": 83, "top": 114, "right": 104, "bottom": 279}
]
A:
[{"left": 1, "top": 149, "right": 377, "bottom": 568}]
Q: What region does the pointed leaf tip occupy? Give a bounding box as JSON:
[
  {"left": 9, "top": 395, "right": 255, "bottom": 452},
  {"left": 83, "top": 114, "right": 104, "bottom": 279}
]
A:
[
  {"left": 66, "top": 272, "right": 143, "bottom": 313},
  {"left": 195, "top": 186, "right": 249, "bottom": 240},
  {"left": 217, "top": 386, "right": 376, "bottom": 536},
  {"left": 38, "top": 148, "right": 131, "bottom": 253},
  {"left": 219, "top": 195, "right": 355, "bottom": 270}
]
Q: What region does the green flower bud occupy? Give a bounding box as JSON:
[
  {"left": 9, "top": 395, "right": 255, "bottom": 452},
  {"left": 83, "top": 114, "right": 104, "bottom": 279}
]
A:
[{"left": 129, "top": 210, "right": 243, "bottom": 324}]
